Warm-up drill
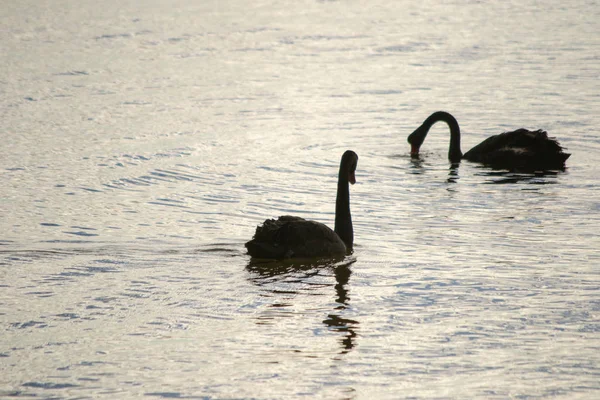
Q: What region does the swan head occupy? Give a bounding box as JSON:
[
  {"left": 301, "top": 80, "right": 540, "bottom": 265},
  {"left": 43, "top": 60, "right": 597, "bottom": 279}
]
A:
[
  {"left": 407, "top": 125, "right": 427, "bottom": 157},
  {"left": 341, "top": 150, "right": 358, "bottom": 184}
]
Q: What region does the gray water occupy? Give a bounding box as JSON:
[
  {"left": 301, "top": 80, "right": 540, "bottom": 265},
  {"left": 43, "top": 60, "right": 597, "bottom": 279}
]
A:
[{"left": 2, "top": 0, "right": 599, "bottom": 398}]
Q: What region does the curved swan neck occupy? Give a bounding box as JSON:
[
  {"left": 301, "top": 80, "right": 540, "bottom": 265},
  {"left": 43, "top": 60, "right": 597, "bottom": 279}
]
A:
[
  {"left": 413, "top": 111, "right": 463, "bottom": 162},
  {"left": 334, "top": 152, "right": 356, "bottom": 250}
]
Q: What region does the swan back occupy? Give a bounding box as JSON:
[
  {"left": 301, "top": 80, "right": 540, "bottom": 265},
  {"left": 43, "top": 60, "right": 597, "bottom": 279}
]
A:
[
  {"left": 463, "top": 129, "right": 570, "bottom": 170},
  {"left": 245, "top": 216, "right": 346, "bottom": 259}
]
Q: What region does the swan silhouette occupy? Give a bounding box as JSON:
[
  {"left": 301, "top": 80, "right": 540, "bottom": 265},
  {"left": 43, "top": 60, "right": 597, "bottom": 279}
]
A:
[
  {"left": 245, "top": 150, "right": 358, "bottom": 259},
  {"left": 407, "top": 111, "right": 570, "bottom": 171}
]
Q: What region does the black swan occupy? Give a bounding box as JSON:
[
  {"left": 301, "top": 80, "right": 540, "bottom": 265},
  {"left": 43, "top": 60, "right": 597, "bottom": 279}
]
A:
[
  {"left": 407, "top": 111, "right": 570, "bottom": 171},
  {"left": 245, "top": 150, "right": 358, "bottom": 259}
]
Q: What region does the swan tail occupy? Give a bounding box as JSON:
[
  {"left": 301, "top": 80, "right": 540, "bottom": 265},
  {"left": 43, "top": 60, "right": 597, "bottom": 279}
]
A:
[
  {"left": 245, "top": 239, "right": 289, "bottom": 259},
  {"left": 245, "top": 216, "right": 306, "bottom": 258}
]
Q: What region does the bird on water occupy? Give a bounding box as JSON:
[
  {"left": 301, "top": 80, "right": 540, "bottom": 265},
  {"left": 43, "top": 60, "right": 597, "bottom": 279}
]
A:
[
  {"left": 245, "top": 150, "right": 358, "bottom": 260},
  {"left": 408, "top": 111, "right": 570, "bottom": 171}
]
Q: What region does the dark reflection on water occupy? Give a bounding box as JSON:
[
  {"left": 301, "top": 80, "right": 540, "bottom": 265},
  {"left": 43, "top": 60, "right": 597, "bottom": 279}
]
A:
[
  {"left": 447, "top": 164, "right": 460, "bottom": 183},
  {"left": 408, "top": 157, "right": 426, "bottom": 173},
  {"left": 323, "top": 262, "right": 358, "bottom": 354},
  {"left": 477, "top": 169, "right": 562, "bottom": 185},
  {"left": 407, "top": 153, "right": 564, "bottom": 185},
  {"left": 246, "top": 257, "right": 359, "bottom": 354},
  {"left": 246, "top": 258, "right": 334, "bottom": 286}
]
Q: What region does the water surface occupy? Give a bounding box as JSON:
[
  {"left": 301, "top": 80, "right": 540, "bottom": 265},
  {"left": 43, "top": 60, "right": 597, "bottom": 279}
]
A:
[{"left": 2, "top": 0, "right": 599, "bottom": 398}]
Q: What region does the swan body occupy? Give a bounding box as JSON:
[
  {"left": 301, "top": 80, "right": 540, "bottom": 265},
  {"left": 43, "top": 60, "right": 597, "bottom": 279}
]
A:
[
  {"left": 245, "top": 216, "right": 347, "bottom": 259},
  {"left": 245, "top": 150, "right": 358, "bottom": 259},
  {"left": 408, "top": 111, "right": 570, "bottom": 171}
]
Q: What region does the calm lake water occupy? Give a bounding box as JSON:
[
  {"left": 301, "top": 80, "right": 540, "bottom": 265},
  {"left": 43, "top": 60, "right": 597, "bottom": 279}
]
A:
[{"left": 2, "top": 0, "right": 599, "bottom": 398}]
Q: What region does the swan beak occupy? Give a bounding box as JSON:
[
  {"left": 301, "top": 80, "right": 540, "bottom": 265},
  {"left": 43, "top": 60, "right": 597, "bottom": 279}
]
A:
[
  {"left": 411, "top": 144, "right": 420, "bottom": 157},
  {"left": 348, "top": 170, "right": 356, "bottom": 185}
]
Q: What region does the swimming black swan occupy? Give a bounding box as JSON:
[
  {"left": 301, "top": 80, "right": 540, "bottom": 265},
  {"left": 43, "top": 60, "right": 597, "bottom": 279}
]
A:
[
  {"left": 245, "top": 150, "right": 358, "bottom": 259},
  {"left": 407, "top": 111, "right": 570, "bottom": 170}
]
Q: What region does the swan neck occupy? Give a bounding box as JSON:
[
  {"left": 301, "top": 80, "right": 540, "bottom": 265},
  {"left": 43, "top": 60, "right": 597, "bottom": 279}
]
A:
[
  {"left": 334, "top": 171, "right": 353, "bottom": 250},
  {"left": 426, "top": 111, "right": 463, "bottom": 162}
]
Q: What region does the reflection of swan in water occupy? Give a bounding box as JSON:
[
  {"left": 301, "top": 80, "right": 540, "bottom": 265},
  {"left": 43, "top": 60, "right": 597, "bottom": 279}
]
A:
[
  {"left": 246, "top": 257, "right": 359, "bottom": 354},
  {"left": 480, "top": 170, "right": 562, "bottom": 185},
  {"left": 408, "top": 111, "right": 570, "bottom": 171},
  {"left": 447, "top": 165, "right": 459, "bottom": 184},
  {"left": 246, "top": 257, "right": 340, "bottom": 285},
  {"left": 407, "top": 151, "right": 561, "bottom": 185},
  {"left": 323, "top": 262, "right": 358, "bottom": 354},
  {"left": 245, "top": 150, "right": 358, "bottom": 259}
]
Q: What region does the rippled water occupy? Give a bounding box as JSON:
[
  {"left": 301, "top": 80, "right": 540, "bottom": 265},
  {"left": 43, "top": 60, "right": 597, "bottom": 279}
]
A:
[{"left": 2, "top": 0, "right": 600, "bottom": 398}]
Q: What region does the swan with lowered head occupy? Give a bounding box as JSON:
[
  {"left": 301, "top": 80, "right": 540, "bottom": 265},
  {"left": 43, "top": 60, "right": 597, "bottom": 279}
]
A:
[
  {"left": 245, "top": 150, "right": 358, "bottom": 259},
  {"left": 408, "top": 111, "right": 570, "bottom": 171}
]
